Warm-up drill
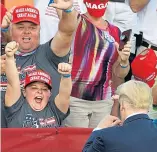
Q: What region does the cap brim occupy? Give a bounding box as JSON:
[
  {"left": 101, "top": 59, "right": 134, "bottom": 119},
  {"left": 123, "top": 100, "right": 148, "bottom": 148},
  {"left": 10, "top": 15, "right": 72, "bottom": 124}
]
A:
[
  {"left": 25, "top": 80, "right": 52, "bottom": 90},
  {"left": 12, "top": 18, "right": 39, "bottom": 25}
]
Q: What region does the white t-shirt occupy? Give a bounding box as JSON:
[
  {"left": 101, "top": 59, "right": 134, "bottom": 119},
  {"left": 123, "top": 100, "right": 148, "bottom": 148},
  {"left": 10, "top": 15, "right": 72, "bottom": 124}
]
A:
[
  {"left": 126, "top": 0, "right": 157, "bottom": 45},
  {"left": 34, "top": 0, "right": 59, "bottom": 44},
  {"left": 104, "top": 2, "right": 137, "bottom": 32},
  {"left": 76, "top": 1, "right": 137, "bottom": 32},
  {"left": 34, "top": 0, "right": 85, "bottom": 44}
]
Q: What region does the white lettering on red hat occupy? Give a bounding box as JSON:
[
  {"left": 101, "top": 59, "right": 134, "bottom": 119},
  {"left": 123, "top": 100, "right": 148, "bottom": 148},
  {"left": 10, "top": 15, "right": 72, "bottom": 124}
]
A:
[
  {"left": 146, "top": 72, "right": 156, "bottom": 81},
  {"left": 17, "top": 13, "right": 27, "bottom": 18},
  {"left": 85, "top": 2, "right": 107, "bottom": 9},
  {"left": 29, "top": 72, "right": 37, "bottom": 77},
  {"left": 28, "top": 71, "right": 51, "bottom": 83},
  {"left": 16, "top": 13, "right": 37, "bottom": 19},
  {"left": 27, "top": 13, "right": 37, "bottom": 18},
  {"left": 24, "top": 8, "right": 38, "bottom": 14},
  {"left": 37, "top": 72, "right": 50, "bottom": 79},
  {"left": 40, "top": 76, "right": 49, "bottom": 83},
  {"left": 134, "top": 72, "right": 156, "bottom": 82},
  {"left": 16, "top": 8, "right": 24, "bottom": 13},
  {"left": 16, "top": 7, "right": 38, "bottom": 14},
  {"left": 30, "top": 76, "right": 40, "bottom": 81}
]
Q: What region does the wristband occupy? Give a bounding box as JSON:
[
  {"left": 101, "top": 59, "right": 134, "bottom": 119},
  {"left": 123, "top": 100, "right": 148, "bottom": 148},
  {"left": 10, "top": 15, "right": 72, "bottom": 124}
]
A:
[
  {"left": 62, "top": 74, "right": 71, "bottom": 78},
  {"left": 64, "top": 6, "right": 74, "bottom": 13},
  {"left": 1, "top": 27, "right": 9, "bottom": 32},
  {"left": 120, "top": 63, "right": 129, "bottom": 68}
]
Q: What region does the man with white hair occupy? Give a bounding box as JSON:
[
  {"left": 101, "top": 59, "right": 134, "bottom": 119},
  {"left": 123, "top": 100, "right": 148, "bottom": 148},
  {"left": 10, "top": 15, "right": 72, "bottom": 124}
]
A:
[{"left": 83, "top": 80, "right": 157, "bottom": 152}]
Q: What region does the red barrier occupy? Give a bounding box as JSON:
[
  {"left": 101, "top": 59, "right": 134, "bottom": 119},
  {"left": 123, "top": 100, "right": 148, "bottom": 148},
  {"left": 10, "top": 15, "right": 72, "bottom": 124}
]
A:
[{"left": 1, "top": 128, "right": 92, "bottom": 152}]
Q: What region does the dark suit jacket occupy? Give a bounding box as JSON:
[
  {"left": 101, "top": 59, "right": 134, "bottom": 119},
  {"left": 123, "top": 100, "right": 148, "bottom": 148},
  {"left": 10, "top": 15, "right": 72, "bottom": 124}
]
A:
[{"left": 83, "top": 114, "right": 157, "bottom": 152}]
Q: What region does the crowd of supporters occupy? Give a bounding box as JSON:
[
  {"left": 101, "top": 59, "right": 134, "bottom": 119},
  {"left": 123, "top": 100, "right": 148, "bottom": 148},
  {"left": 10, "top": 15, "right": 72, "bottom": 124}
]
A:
[{"left": 1, "top": 0, "right": 157, "bottom": 151}]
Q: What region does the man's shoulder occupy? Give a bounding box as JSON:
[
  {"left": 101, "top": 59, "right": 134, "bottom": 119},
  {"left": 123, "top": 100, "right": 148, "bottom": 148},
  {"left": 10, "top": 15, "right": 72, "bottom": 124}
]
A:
[
  {"left": 35, "top": 41, "right": 52, "bottom": 57},
  {"left": 95, "top": 126, "right": 123, "bottom": 138},
  {"left": 36, "top": 41, "right": 50, "bottom": 50}
]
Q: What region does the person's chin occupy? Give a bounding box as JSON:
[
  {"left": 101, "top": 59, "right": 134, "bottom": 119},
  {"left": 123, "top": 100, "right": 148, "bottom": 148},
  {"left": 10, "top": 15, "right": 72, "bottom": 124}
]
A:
[
  {"left": 20, "top": 48, "right": 32, "bottom": 53},
  {"left": 31, "top": 105, "right": 44, "bottom": 111}
]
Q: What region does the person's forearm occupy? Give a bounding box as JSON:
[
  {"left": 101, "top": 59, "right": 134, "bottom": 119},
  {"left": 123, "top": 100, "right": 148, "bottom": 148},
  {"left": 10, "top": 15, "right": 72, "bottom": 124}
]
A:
[
  {"left": 113, "top": 57, "right": 130, "bottom": 77},
  {"left": 83, "top": 131, "right": 106, "bottom": 152},
  {"left": 59, "top": 8, "right": 78, "bottom": 35},
  {"left": 51, "top": 7, "right": 78, "bottom": 57},
  {"left": 5, "top": 57, "right": 21, "bottom": 106},
  {"left": 59, "top": 76, "right": 72, "bottom": 100},
  {"left": 55, "top": 75, "right": 72, "bottom": 113},
  {"left": 112, "top": 58, "right": 129, "bottom": 89},
  {"left": 129, "top": 0, "right": 150, "bottom": 12},
  {"left": 116, "top": 58, "right": 130, "bottom": 77},
  {"left": 6, "top": 57, "right": 20, "bottom": 86},
  {"left": 111, "top": 102, "right": 119, "bottom": 117}
]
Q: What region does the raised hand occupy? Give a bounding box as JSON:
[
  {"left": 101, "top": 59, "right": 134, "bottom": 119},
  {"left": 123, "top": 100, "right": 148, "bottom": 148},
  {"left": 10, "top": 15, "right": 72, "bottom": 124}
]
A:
[
  {"left": 112, "top": 95, "right": 119, "bottom": 102},
  {"left": 49, "top": 0, "right": 73, "bottom": 10},
  {"left": 5, "top": 41, "right": 19, "bottom": 58},
  {"left": 2, "top": 6, "right": 16, "bottom": 29},
  {"left": 58, "top": 63, "right": 72, "bottom": 75},
  {"left": 116, "top": 41, "right": 131, "bottom": 65}
]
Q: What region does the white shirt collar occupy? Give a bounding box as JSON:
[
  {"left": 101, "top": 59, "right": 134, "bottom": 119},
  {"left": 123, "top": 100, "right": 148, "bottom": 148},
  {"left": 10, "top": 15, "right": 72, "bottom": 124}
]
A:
[{"left": 125, "top": 112, "right": 147, "bottom": 120}]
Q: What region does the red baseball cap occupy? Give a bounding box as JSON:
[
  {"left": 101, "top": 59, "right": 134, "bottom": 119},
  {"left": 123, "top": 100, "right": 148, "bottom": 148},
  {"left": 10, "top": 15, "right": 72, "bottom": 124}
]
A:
[
  {"left": 24, "top": 70, "right": 52, "bottom": 90},
  {"left": 12, "top": 5, "right": 40, "bottom": 25},
  {"left": 131, "top": 49, "right": 157, "bottom": 87}
]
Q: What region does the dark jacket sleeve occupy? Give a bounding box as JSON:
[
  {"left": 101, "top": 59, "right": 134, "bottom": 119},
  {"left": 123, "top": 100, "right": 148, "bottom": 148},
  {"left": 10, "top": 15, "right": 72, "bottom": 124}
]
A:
[{"left": 82, "top": 130, "right": 105, "bottom": 152}]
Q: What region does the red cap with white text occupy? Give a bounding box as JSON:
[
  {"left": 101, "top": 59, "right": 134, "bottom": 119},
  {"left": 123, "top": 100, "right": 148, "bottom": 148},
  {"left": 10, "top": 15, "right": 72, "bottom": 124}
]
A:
[
  {"left": 24, "top": 70, "right": 52, "bottom": 89},
  {"left": 12, "top": 5, "right": 40, "bottom": 25}
]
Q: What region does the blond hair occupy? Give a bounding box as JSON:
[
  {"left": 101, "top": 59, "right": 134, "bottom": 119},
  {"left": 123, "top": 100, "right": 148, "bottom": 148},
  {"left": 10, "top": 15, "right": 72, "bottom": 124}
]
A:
[{"left": 116, "top": 80, "right": 152, "bottom": 110}]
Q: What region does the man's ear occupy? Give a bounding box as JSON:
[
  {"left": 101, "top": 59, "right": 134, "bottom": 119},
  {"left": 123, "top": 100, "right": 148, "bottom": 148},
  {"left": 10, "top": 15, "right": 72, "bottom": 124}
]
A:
[{"left": 120, "top": 100, "right": 124, "bottom": 112}]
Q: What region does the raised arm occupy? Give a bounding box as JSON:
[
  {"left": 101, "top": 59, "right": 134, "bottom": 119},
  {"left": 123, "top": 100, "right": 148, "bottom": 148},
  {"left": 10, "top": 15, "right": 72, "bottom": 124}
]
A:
[
  {"left": 53, "top": 0, "right": 80, "bottom": 19},
  {"left": 1, "top": 6, "right": 15, "bottom": 29},
  {"left": 5, "top": 41, "right": 21, "bottom": 107},
  {"left": 55, "top": 63, "right": 72, "bottom": 113},
  {"left": 53, "top": 0, "right": 62, "bottom": 19},
  {"left": 110, "top": 95, "right": 120, "bottom": 117},
  {"left": 112, "top": 41, "right": 131, "bottom": 89},
  {"left": 83, "top": 115, "right": 121, "bottom": 152},
  {"left": 49, "top": 0, "right": 78, "bottom": 57},
  {"left": 128, "top": 0, "right": 150, "bottom": 12},
  {"left": 0, "top": 55, "right": 6, "bottom": 75}
]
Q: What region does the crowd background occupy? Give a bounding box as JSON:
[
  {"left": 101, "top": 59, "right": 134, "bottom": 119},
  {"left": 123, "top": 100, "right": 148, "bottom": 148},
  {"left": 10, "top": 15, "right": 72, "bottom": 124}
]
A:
[
  {"left": 2, "top": 0, "right": 157, "bottom": 127},
  {"left": 1, "top": 0, "right": 157, "bottom": 152}
]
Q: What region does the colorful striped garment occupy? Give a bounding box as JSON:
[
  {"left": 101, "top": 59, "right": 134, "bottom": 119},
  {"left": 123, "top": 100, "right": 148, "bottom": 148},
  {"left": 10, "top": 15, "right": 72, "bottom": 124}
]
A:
[{"left": 70, "top": 15, "right": 121, "bottom": 101}]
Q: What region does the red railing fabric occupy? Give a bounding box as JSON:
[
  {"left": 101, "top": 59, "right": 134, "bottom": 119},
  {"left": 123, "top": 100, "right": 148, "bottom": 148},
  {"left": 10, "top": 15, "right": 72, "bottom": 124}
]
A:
[{"left": 1, "top": 127, "right": 93, "bottom": 152}]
